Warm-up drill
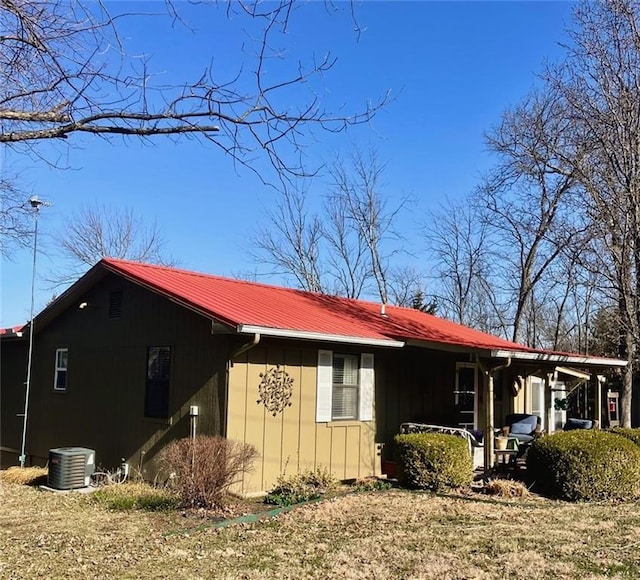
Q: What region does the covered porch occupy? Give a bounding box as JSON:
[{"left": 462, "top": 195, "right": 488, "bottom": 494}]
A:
[
  {"left": 377, "top": 343, "right": 627, "bottom": 474},
  {"left": 478, "top": 349, "right": 627, "bottom": 471}
]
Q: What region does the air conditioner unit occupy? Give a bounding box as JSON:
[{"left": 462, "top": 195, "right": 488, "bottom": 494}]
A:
[{"left": 48, "top": 447, "right": 95, "bottom": 490}]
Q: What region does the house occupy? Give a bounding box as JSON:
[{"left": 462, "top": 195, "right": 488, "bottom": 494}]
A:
[{"left": 0, "top": 258, "right": 627, "bottom": 494}]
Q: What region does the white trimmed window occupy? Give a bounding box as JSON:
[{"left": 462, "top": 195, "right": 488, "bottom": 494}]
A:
[
  {"left": 316, "top": 350, "right": 374, "bottom": 422},
  {"left": 54, "top": 348, "right": 68, "bottom": 391},
  {"left": 332, "top": 354, "right": 359, "bottom": 420}
]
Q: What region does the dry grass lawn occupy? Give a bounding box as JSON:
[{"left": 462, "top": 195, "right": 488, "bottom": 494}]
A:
[{"left": 2, "top": 481, "right": 640, "bottom": 579}]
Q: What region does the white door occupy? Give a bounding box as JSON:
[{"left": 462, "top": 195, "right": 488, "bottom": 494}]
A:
[{"left": 530, "top": 376, "right": 545, "bottom": 431}]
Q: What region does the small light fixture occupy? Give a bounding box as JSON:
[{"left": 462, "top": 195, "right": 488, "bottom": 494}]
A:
[{"left": 79, "top": 302, "right": 88, "bottom": 309}]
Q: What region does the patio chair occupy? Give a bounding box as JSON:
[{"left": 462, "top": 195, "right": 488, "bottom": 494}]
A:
[
  {"left": 563, "top": 417, "right": 597, "bottom": 430},
  {"left": 500, "top": 413, "right": 541, "bottom": 467},
  {"left": 502, "top": 413, "right": 540, "bottom": 444}
]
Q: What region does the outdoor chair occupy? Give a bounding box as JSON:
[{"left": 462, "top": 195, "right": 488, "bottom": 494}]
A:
[
  {"left": 498, "top": 413, "right": 541, "bottom": 467},
  {"left": 563, "top": 417, "right": 597, "bottom": 430},
  {"left": 502, "top": 413, "right": 540, "bottom": 444},
  {"left": 399, "top": 422, "right": 484, "bottom": 469}
]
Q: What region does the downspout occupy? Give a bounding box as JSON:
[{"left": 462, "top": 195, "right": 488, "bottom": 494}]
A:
[
  {"left": 477, "top": 355, "right": 511, "bottom": 473},
  {"left": 230, "top": 333, "right": 261, "bottom": 362}
]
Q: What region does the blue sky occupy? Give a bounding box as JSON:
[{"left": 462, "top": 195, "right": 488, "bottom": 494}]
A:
[{"left": 0, "top": 1, "right": 575, "bottom": 327}]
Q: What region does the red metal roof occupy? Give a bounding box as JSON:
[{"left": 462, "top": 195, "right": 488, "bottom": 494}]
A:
[
  {"left": 0, "top": 325, "right": 25, "bottom": 337},
  {"left": 101, "top": 258, "right": 533, "bottom": 353}
]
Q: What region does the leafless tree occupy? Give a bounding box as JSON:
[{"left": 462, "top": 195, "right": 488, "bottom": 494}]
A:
[
  {"left": 545, "top": 0, "right": 640, "bottom": 426},
  {"left": 322, "top": 183, "right": 370, "bottom": 299},
  {"left": 250, "top": 185, "right": 325, "bottom": 293},
  {"left": 426, "top": 197, "right": 500, "bottom": 333},
  {"left": 251, "top": 147, "right": 410, "bottom": 302},
  {"left": 477, "top": 89, "right": 579, "bottom": 345},
  {"left": 46, "top": 203, "right": 175, "bottom": 287},
  {"left": 387, "top": 266, "right": 432, "bottom": 311},
  {"left": 327, "top": 147, "right": 408, "bottom": 303},
  {"left": 0, "top": 172, "right": 33, "bottom": 257},
  {"left": 0, "top": 0, "right": 388, "bottom": 252}
]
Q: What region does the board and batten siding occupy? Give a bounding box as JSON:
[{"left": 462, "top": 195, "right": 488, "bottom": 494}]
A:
[
  {"left": 22, "top": 274, "right": 227, "bottom": 473},
  {"left": 226, "top": 343, "right": 378, "bottom": 495}
]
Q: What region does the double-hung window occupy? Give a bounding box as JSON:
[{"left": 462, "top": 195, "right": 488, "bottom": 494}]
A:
[
  {"left": 54, "top": 348, "right": 68, "bottom": 391},
  {"left": 145, "top": 346, "right": 171, "bottom": 418},
  {"left": 332, "top": 354, "right": 360, "bottom": 420},
  {"left": 316, "top": 350, "right": 374, "bottom": 422}
]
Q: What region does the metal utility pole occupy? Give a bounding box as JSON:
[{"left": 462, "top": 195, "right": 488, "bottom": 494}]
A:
[{"left": 19, "top": 196, "right": 47, "bottom": 468}]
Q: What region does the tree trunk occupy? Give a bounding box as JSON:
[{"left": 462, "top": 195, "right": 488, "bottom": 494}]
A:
[{"left": 622, "top": 332, "right": 635, "bottom": 428}]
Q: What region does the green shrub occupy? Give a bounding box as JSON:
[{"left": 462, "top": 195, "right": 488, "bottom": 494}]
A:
[
  {"left": 526, "top": 430, "right": 640, "bottom": 502},
  {"left": 92, "top": 482, "right": 179, "bottom": 511},
  {"left": 610, "top": 427, "right": 640, "bottom": 447},
  {"left": 265, "top": 467, "right": 337, "bottom": 506},
  {"left": 394, "top": 432, "right": 473, "bottom": 491},
  {"left": 160, "top": 435, "right": 259, "bottom": 509}
]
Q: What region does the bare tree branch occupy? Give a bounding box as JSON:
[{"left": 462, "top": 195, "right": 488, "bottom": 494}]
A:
[
  {"left": 45, "top": 203, "right": 177, "bottom": 287},
  {"left": 250, "top": 184, "right": 325, "bottom": 292},
  {"left": 250, "top": 146, "right": 410, "bottom": 302},
  {"left": 545, "top": 0, "right": 640, "bottom": 426},
  {"left": 0, "top": 0, "right": 390, "bottom": 253},
  {"left": 0, "top": 172, "right": 33, "bottom": 257}
]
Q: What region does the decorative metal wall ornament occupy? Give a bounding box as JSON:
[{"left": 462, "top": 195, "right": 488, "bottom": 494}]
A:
[
  {"left": 257, "top": 365, "right": 294, "bottom": 416},
  {"left": 511, "top": 375, "right": 525, "bottom": 397}
]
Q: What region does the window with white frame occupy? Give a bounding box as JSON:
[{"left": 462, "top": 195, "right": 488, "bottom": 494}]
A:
[
  {"left": 316, "top": 350, "right": 374, "bottom": 422},
  {"left": 54, "top": 348, "right": 68, "bottom": 391},
  {"left": 332, "top": 354, "right": 360, "bottom": 420}
]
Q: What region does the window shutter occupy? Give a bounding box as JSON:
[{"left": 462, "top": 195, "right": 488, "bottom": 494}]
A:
[
  {"left": 316, "top": 350, "right": 333, "bottom": 422},
  {"left": 359, "top": 353, "right": 374, "bottom": 422}
]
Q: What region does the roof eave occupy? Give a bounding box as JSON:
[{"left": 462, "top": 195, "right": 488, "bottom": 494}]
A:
[
  {"left": 490, "top": 349, "right": 628, "bottom": 368},
  {"left": 405, "top": 338, "right": 495, "bottom": 355},
  {"left": 237, "top": 324, "right": 405, "bottom": 348}
]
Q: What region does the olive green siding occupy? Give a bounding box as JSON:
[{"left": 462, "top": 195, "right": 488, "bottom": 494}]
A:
[
  {"left": 227, "top": 342, "right": 488, "bottom": 494},
  {"left": 14, "top": 274, "right": 227, "bottom": 474},
  {"left": 2, "top": 269, "right": 521, "bottom": 490},
  {"left": 0, "top": 339, "right": 28, "bottom": 467}
]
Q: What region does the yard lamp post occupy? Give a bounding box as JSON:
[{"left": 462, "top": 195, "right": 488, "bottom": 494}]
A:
[{"left": 19, "top": 196, "right": 48, "bottom": 468}]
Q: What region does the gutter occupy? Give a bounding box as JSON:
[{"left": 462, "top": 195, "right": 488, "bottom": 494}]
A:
[
  {"left": 490, "top": 349, "right": 627, "bottom": 367},
  {"left": 236, "top": 324, "right": 405, "bottom": 348}
]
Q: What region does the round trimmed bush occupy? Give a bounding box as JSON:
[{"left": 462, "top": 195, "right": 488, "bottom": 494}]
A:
[
  {"left": 610, "top": 427, "right": 640, "bottom": 447},
  {"left": 526, "top": 430, "right": 640, "bottom": 502},
  {"left": 394, "top": 432, "right": 473, "bottom": 491}
]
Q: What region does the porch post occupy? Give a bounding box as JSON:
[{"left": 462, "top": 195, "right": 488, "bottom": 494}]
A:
[
  {"left": 596, "top": 375, "right": 603, "bottom": 427},
  {"left": 545, "top": 373, "right": 553, "bottom": 434},
  {"left": 478, "top": 356, "right": 511, "bottom": 472},
  {"left": 484, "top": 372, "right": 495, "bottom": 471}
]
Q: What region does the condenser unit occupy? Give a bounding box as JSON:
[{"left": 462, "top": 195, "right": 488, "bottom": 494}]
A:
[{"left": 48, "top": 447, "right": 95, "bottom": 490}]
